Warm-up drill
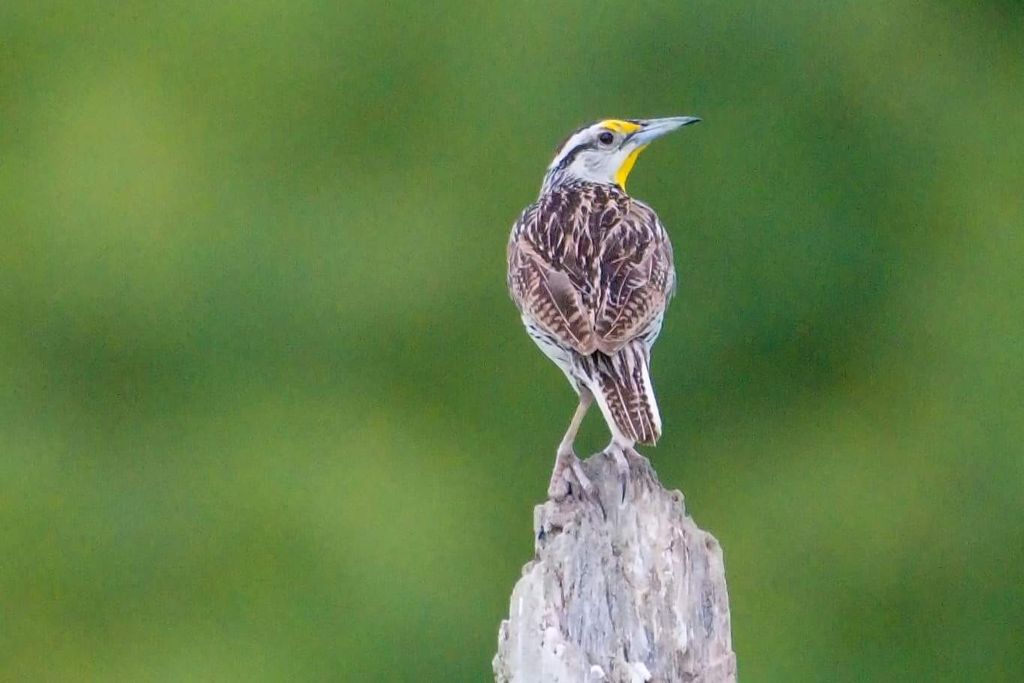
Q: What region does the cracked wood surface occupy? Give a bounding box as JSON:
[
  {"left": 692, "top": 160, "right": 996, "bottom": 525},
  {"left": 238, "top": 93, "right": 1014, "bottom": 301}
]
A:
[{"left": 494, "top": 452, "right": 736, "bottom": 682}]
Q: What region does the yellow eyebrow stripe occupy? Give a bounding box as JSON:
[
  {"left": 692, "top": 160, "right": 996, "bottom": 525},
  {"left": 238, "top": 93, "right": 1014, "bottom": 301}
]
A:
[{"left": 599, "top": 119, "right": 642, "bottom": 134}]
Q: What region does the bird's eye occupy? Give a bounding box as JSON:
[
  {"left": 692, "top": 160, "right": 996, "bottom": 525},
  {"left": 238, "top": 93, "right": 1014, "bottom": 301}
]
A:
[{"left": 598, "top": 131, "right": 615, "bottom": 145}]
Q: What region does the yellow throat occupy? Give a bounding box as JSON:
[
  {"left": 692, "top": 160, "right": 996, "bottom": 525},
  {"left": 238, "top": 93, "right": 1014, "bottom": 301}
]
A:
[{"left": 615, "top": 145, "right": 648, "bottom": 190}]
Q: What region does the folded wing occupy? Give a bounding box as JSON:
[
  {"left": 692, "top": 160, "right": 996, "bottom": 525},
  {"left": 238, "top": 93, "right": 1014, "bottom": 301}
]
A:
[
  {"left": 508, "top": 188, "right": 674, "bottom": 356},
  {"left": 594, "top": 200, "right": 675, "bottom": 353}
]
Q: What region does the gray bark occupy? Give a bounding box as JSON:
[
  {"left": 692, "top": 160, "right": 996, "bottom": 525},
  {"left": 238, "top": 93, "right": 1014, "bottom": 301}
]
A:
[{"left": 494, "top": 451, "right": 736, "bottom": 683}]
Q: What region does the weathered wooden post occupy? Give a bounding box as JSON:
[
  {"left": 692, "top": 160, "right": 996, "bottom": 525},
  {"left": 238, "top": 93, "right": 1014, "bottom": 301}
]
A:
[{"left": 494, "top": 452, "right": 736, "bottom": 682}]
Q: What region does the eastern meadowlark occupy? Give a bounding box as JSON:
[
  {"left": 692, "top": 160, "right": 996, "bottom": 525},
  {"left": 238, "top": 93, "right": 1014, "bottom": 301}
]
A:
[{"left": 507, "top": 116, "right": 700, "bottom": 499}]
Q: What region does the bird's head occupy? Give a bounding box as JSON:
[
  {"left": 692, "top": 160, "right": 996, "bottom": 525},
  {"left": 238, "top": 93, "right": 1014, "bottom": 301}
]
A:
[{"left": 541, "top": 116, "right": 700, "bottom": 194}]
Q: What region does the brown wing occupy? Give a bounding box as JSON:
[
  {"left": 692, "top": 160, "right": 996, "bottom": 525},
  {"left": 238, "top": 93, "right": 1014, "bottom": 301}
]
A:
[
  {"left": 507, "top": 195, "right": 600, "bottom": 354},
  {"left": 593, "top": 199, "right": 675, "bottom": 353},
  {"left": 508, "top": 185, "right": 674, "bottom": 355}
]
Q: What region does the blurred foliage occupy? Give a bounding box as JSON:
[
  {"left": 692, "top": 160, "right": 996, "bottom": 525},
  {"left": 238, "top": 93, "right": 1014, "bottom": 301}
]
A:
[{"left": 1, "top": 1, "right": 1022, "bottom": 680}]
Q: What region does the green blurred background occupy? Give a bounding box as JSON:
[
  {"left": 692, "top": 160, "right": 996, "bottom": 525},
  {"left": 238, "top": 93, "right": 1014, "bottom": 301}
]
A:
[{"left": 2, "top": 1, "right": 1022, "bottom": 680}]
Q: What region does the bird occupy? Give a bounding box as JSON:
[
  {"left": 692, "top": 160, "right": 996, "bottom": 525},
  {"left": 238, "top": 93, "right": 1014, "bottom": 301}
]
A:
[{"left": 507, "top": 116, "right": 700, "bottom": 499}]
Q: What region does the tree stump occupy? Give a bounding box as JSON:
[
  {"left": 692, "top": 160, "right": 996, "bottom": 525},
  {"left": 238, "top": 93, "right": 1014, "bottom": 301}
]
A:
[{"left": 494, "top": 451, "right": 736, "bottom": 682}]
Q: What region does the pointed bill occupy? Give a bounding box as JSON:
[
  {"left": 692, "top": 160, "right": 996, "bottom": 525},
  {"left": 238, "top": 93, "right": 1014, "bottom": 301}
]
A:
[{"left": 630, "top": 116, "right": 701, "bottom": 146}]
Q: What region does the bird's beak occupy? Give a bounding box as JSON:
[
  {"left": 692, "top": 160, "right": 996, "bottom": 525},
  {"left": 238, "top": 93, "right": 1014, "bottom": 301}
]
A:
[
  {"left": 613, "top": 116, "right": 700, "bottom": 189},
  {"left": 630, "top": 116, "right": 701, "bottom": 146}
]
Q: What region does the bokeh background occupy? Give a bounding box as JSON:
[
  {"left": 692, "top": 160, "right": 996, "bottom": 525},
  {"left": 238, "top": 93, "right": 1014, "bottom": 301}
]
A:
[{"left": 2, "top": 1, "right": 1022, "bottom": 680}]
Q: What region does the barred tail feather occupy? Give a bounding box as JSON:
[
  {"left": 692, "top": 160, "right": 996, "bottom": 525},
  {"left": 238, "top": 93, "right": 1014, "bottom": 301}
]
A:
[{"left": 581, "top": 341, "right": 662, "bottom": 445}]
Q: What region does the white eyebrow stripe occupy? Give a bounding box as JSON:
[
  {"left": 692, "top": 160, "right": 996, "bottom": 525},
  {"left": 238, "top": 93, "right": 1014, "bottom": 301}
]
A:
[{"left": 548, "top": 126, "right": 597, "bottom": 170}]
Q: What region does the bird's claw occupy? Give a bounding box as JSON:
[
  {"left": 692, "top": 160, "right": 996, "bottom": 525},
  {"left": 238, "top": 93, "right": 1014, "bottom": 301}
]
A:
[
  {"left": 606, "top": 446, "right": 629, "bottom": 504},
  {"left": 606, "top": 445, "right": 649, "bottom": 504},
  {"left": 548, "top": 448, "right": 594, "bottom": 501}
]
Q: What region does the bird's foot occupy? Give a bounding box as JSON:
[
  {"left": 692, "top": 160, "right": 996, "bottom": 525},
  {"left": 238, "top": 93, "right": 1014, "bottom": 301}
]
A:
[
  {"left": 625, "top": 445, "right": 651, "bottom": 470},
  {"left": 548, "top": 447, "right": 594, "bottom": 501},
  {"left": 604, "top": 444, "right": 649, "bottom": 504},
  {"left": 604, "top": 445, "right": 630, "bottom": 504}
]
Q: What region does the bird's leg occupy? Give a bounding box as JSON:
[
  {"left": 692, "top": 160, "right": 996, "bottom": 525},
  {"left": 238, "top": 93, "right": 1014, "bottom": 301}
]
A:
[{"left": 548, "top": 390, "right": 594, "bottom": 500}]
